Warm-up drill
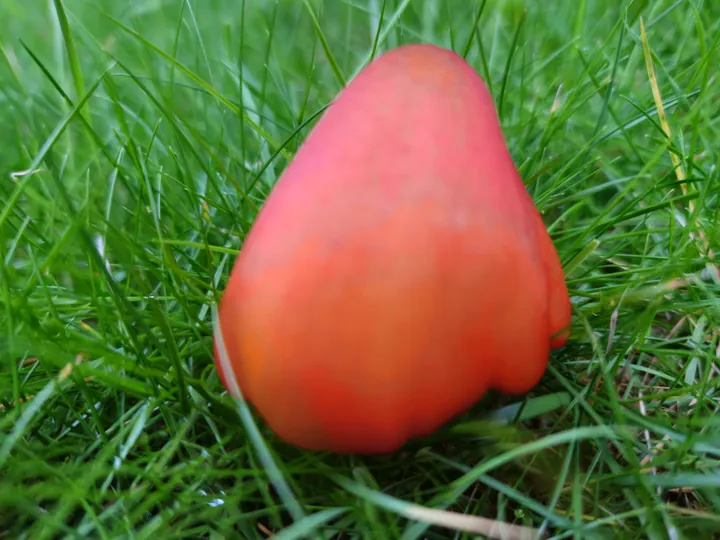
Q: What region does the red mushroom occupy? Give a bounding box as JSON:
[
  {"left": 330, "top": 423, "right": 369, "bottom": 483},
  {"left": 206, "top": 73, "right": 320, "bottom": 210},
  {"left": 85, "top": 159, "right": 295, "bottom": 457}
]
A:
[{"left": 214, "top": 43, "right": 571, "bottom": 454}]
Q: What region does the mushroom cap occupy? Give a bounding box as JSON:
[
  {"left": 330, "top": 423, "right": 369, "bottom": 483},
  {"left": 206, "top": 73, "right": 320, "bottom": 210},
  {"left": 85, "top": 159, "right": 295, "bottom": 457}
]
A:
[{"left": 215, "top": 43, "right": 571, "bottom": 454}]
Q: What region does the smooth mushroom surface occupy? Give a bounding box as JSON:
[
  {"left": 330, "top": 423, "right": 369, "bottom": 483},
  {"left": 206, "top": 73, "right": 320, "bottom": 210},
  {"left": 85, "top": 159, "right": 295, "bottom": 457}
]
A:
[{"left": 214, "top": 43, "right": 572, "bottom": 454}]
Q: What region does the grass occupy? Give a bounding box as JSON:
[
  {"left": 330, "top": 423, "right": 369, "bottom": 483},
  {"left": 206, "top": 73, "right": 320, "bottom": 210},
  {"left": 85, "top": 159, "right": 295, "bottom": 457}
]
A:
[{"left": 1, "top": 0, "right": 719, "bottom": 538}]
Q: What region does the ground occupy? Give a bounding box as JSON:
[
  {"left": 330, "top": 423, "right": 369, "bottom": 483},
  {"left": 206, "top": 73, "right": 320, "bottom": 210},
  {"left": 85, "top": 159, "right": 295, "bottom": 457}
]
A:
[{"left": 1, "top": 1, "right": 719, "bottom": 539}]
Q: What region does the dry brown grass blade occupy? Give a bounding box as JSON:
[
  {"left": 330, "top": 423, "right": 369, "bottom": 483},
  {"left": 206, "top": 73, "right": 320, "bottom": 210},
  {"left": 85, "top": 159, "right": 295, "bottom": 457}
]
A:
[{"left": 404, "top": 505, "right": 542, "bottom": 540}]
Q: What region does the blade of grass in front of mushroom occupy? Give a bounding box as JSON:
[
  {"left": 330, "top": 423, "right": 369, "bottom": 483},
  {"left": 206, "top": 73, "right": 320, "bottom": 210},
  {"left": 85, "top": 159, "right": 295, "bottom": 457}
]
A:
[{"left": 212, "top": 305, "right": 309, "bottom": 526}]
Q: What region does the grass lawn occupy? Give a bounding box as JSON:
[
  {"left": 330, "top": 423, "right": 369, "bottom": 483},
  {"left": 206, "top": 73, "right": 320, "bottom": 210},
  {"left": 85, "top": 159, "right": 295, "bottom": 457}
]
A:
[{"left": 1, "top": 0, "right": 719, "bottom": 538}]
